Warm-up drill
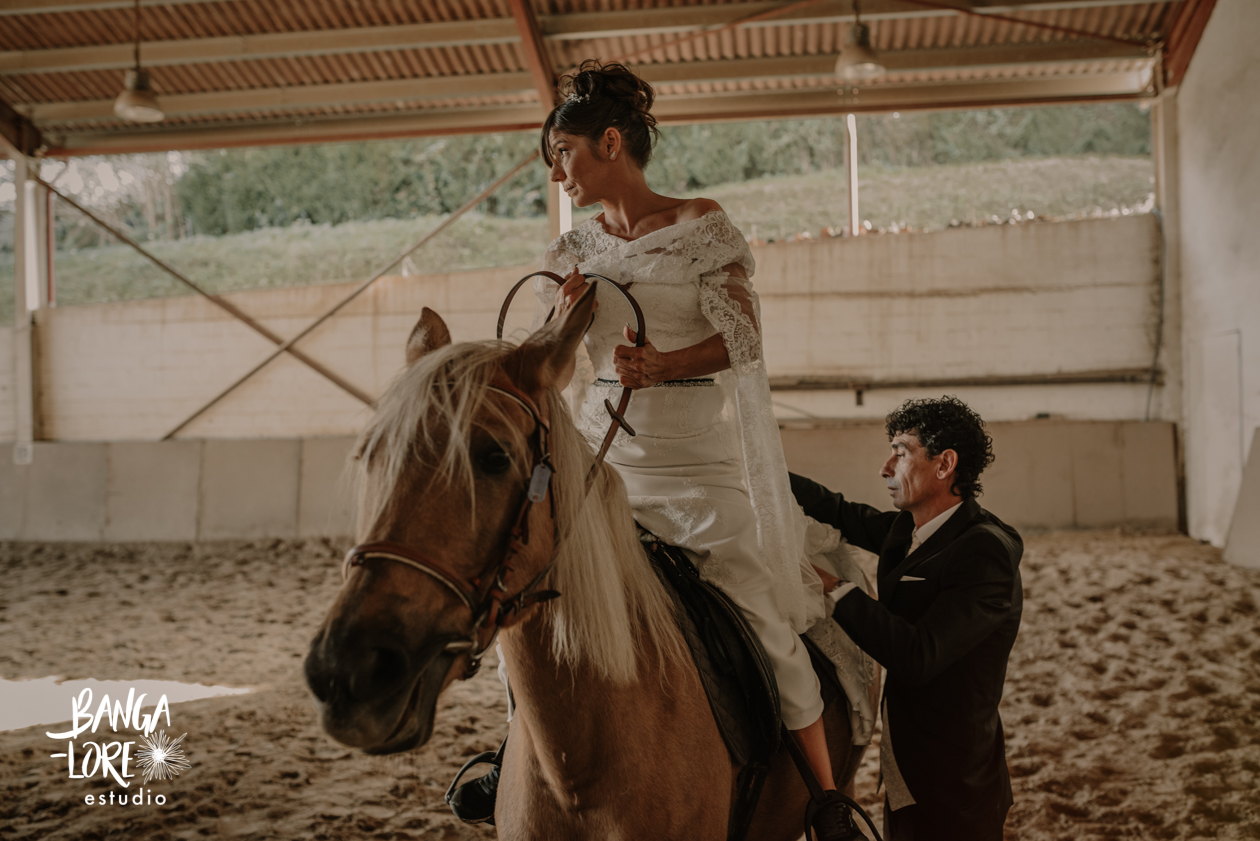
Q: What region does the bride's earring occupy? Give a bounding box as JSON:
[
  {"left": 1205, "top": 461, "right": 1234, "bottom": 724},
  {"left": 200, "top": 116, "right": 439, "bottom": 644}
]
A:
[{"left": 610, "top": 151, "right": 616, "bottom": 160}]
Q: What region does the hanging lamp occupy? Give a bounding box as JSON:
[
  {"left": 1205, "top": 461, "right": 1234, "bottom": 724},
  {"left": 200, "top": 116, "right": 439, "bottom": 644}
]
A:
[
  {"left": 835, "top": 0, "right": 886, "bottom": 81},
  {"left": 114, "top": 0, "right": 164, "bottom": 122}
]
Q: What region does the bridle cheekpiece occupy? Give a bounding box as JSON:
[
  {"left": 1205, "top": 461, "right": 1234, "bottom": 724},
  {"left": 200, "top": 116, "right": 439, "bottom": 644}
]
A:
[
  {"left": 342, "top": 378, "right": 561, "bottom": 679},
  {"left": 341, "top": 271, "right": 645, "bottom": 680}
]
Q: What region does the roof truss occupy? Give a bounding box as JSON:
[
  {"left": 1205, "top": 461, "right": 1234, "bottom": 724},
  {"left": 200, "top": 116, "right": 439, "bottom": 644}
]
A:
[{"left": 0, "top": 0, "right": 1203, "bottom": 156}]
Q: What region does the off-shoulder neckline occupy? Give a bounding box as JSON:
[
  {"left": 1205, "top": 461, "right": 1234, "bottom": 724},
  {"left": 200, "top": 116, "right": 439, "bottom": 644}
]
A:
[{"left": 586, "top": 208, "right": 727, "bottom": 244}]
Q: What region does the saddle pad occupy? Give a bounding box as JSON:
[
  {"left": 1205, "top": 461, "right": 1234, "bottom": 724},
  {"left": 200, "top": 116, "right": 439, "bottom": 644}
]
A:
[{"left": 642, "top": 530, "right": 846, "bottom": 767}]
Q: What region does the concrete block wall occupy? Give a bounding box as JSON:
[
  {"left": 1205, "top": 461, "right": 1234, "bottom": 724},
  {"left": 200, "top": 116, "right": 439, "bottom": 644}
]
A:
[
  {"left": 25, "top": 265, "right": 532, "bottom": 441},
  {"left": 755, "top": 215, "right": 1159, "bottom": 380},
  {"left": 0, "top": 437, "right": 357, "bottom": 542},
  {"left": 0, "top": 216, "right": 1164, "bottom": 444},
  {"left": 1175, "top": 0, "right": 1260, "bottom": 546},
  {"left": 755, "top": 215, "right": 1166, "bottom": 426},
  {"left": 0, "top": 421, "right": 1177, "bottom": 541}
]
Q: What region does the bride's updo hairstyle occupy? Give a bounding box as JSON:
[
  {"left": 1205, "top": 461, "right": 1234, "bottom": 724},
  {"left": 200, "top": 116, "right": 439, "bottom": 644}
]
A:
[{"left": 541, "top": 60, "right": 660, "bottom": 169}]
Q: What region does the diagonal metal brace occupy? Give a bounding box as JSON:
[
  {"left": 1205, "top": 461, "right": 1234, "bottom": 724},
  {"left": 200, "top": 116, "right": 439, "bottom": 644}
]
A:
[
  {"left": 160, "top": 149, "right": 541, "bottom": 440},
  {"left": 35, "top": 176, "right": 375, "bottom": 407}
]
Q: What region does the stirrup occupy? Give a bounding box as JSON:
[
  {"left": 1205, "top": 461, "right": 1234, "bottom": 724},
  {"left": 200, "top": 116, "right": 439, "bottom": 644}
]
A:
[{"left": 445, "top": 736, "right": 506, "bottom": 825}]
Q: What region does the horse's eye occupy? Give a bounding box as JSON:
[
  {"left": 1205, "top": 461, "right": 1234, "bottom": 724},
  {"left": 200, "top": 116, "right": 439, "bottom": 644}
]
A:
[{"left": 478, "top": 446, "right": 512, "bottom": 475}]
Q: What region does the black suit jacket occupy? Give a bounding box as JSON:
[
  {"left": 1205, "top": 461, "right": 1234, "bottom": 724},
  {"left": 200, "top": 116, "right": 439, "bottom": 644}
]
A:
[{"left": 791, "top": 473, "right": 1023, "bottom": 834}]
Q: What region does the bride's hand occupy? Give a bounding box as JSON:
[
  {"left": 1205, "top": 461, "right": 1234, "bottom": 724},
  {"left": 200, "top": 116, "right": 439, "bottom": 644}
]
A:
[
  {"left": 613, "top": 325, "right": 670, "bottom": 389},
  {"left": 555, "top": 269, "right": 597, "bottom": 318}
]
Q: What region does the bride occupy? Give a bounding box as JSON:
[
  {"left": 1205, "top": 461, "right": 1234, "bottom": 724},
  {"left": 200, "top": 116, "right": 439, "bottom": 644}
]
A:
[{"left": 451, "top": 61, "right": 861, "bottom": 839}]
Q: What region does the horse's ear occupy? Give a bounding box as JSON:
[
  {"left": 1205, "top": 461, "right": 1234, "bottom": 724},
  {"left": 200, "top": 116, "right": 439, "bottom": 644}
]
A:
[
  {"left": 509, "top": 282, "right": 597, "bottom": 394},
  {"left": 406, "top": 308, "right": 451, "bottom": 364}
]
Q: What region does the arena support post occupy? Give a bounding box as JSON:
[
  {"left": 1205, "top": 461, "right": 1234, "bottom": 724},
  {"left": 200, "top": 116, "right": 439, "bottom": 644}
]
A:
[{"left": 4, "top": 146, "right": 36, "bottom": 464}]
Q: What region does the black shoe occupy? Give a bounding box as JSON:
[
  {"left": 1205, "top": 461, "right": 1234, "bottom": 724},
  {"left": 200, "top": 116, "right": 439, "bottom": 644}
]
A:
[
  {"left": 805, "top": 790, "right": 866, "bottom": 841},
  {"left": 445, "top": 738, "right": 505, "bottom": 826}
]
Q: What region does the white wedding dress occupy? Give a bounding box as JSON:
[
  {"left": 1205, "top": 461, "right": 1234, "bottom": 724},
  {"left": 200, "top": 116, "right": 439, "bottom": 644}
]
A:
[{"left": 536, "top": 210, "right": 874, "bottom": 737}]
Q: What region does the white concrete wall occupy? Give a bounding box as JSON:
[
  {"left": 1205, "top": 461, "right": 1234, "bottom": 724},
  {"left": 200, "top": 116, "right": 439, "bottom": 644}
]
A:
[
  {"left": 757, "top": 215, "right": 1164, "bottom": 425},
  {"left": 29, "top": 266, "right": 530, "bottom": 441},
  {"left": 1176, "top": 0, "right": 1260, "bottom": 546},
  {"left": 0, "top": 438, "right": 355, "bottom": 541},
  {"left": 4, "top": 216, "right": 1163, "bottom": 443},
  {"left": 0, "top": 422, "right": 1177, "bottom": 541}
]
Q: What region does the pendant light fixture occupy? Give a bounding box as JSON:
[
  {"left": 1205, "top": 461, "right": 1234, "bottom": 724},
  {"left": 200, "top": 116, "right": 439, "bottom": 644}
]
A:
[
  {"left": 835, "top": 0, "right": 886, "bottom": 81},
  {"left": 114, "top": 0, "right": 164, "bottom": 122}
]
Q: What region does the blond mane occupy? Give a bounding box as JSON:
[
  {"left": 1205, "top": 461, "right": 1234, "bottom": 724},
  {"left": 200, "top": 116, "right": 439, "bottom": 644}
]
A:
[{"left": 353, "top": 340, "right": 683, "bottom": 683}]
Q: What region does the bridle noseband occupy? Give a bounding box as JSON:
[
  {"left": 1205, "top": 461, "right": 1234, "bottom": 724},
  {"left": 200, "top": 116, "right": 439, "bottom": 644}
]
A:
[{"left": 342, "top": 273, "right": 645, "bottom": 679}]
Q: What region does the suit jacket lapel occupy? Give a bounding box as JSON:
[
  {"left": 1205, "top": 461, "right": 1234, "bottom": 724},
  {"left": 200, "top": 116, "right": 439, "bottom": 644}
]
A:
[
  {"left": 881, "top": 498, "right": 981, "bottom": 603},
  {"left": 877, "top": 513, "right": 915, "bottom": 600}
]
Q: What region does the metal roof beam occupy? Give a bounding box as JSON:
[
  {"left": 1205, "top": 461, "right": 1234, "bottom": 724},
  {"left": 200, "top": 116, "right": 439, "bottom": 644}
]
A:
[
  {"left": 543, "top": 0, "right": 1177, "bottom": 40},
  {"left": 45, "top": 105, "right": 546, "bottom": 155},
  {"left": 26, "top": 41, "right": 1148, "bottom": 126},
  {"left": 25, "top": 73, "right": 535, "bottom": 124},
  {"left": 0, "top": 0, "right": 233, "bottom": 15},
  {"left": 651, "top": 70, "right": 1151, "bottom": 121},
  {"left": 42, "top": 68, "right": 1149, "bottom": 156},
  {"left": 0, "top": 0, "right": 1177, "bottom": 17},
  {"left": 0, "top": 21, "right": 519, "bottom": 75},
  {"left": 638, "top": 41, "right": 1149, "bottom": 85},
  {"left": 507, "top": 0, "right": 561, "bottom": 110},
  {"left": 1, "top": 0, "right": 1174, "bottom": 75},
  {"left": 1163, "top": 0, "right": 1216, "bottom": 87},
  {"left": 0, "top": 95, "right": 42, "bottom": 155}
]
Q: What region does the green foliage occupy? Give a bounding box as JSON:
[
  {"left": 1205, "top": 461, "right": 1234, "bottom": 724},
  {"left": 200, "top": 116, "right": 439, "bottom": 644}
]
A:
[
  {"left": 644, "top": 103, "right": 1149, "bottom": 192},
  {"left": 44, "top": 212, "right": 549, "bottom": 315},
  {"left": 697, "top": 155, "right": 1155, "bottom": 239},
  {"left": 176, "top": 134, "right": 547, "bottom": 235},
  {"left": 174, "top": 103, "right": 1151, "bottom": 235},
  {"left": 19, "top": 155, "right": 1152, "bottom": 326},
  {"left": 859, "top": 104, "right": 1152, "bottom": 167}
]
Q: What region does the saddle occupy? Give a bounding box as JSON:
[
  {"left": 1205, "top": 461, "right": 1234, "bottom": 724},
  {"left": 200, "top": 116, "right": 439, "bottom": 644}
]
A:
[{"left": 641, "top": 530, "right": 846, "bottom": 841}]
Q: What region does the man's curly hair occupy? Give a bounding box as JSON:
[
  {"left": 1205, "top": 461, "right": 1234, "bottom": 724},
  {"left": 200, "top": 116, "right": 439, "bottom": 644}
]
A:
[{"left": 885, "top": 396, "right": 995, "bottom": 499}]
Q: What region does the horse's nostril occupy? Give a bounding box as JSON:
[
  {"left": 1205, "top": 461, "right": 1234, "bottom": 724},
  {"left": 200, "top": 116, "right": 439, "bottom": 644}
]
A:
[
  {"left": 371, "top": 646, "right": 408, "bottom": 688},
  {"left": 348, "top": 645, "right": 409, "bottom": 701}
]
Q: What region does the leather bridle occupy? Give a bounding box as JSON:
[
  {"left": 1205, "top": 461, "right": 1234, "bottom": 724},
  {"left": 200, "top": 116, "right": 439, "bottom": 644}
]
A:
[
  {"left": 341, "top": 272, "right": 646, "bottom": 679},
  {"left": 498, "top": 270, "right": 646, "bottom": 487}
]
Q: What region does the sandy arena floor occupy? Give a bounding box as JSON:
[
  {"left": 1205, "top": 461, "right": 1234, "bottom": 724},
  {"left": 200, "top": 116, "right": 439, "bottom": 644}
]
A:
[{"left": 1, "top": 530, "right": 1259, "bottom": 840}]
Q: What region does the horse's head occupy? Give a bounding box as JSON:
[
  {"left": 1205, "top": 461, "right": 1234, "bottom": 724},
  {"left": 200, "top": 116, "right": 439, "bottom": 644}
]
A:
[{"left": 305, "top": 286, "right": 597, "bottom": 754}]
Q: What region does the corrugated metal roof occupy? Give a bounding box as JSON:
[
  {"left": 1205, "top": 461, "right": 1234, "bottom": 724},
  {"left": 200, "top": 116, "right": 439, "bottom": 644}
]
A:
[{"left": 0, "top": 0, "right": 1190, "bottom": 155}]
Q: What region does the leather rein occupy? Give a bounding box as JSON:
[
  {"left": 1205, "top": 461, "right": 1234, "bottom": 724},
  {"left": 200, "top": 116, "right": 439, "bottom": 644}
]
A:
[{"left": 341, "top": 272, "right": 645, "bottom": 679}]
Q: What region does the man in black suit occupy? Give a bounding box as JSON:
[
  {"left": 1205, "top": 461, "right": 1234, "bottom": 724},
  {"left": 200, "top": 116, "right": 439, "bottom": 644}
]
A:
[{"left": 791, "top": 396, "right": 1022, "bottom": 841}]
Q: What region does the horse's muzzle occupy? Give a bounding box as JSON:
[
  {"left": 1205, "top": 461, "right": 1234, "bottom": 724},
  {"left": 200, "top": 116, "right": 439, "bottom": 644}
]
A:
[{"left": 305, "top": 624, "right": 456, "bottom": 754}]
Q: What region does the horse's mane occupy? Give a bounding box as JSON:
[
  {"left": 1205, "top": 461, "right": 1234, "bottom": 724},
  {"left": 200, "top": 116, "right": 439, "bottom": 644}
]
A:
[{"left": 354, "top": 340, "right": 683, "bottom": 684}]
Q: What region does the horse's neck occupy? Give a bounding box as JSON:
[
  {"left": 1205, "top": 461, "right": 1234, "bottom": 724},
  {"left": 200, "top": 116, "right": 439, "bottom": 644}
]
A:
[
  {"left": 500, "top": 617, "right": 630, "bottom": 765},
  {"left": 499, "top": 614, "right": 681, "bottom": 792}
]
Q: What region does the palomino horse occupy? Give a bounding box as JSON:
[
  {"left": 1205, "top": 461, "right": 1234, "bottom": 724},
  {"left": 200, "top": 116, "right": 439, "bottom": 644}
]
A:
[{"left": 306, "top": 287, "right": 871, "bottom": 839}]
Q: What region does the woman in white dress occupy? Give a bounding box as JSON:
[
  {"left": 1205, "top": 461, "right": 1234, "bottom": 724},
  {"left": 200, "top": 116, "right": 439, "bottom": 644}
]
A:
[
  {"left": 541, "top": 61, "right": 848, "bottom": 807},
  {"left": 450, "top": 62, "right": 860, "bottom": 837}
]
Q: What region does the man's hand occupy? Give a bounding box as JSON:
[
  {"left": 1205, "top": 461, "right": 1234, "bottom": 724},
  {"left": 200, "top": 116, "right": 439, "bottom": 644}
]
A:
[
  {"left": 613, "top": 326, "right": 672, "bottom": 389},
  {"left": 812, "top": 564, "right": 841, "bottom": 594}
]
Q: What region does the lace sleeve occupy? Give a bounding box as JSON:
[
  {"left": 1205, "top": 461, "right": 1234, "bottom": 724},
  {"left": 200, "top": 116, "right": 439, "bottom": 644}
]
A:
[
  {"left": 532, "top": 235, "right": 581, "bottom": 330},
  {"left": 698, "top": 268, "right": 762, "bottom": 371}
]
